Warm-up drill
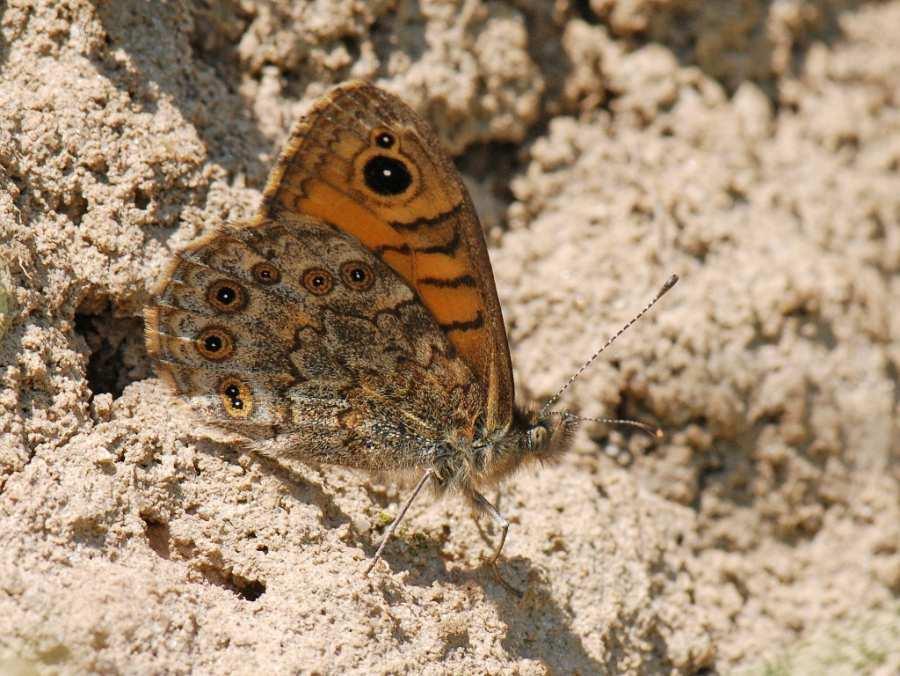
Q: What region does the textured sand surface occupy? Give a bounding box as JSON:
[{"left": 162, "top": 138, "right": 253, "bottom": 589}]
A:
[{"left": 1, "top": 1, "right": 898, "bottom": 674}]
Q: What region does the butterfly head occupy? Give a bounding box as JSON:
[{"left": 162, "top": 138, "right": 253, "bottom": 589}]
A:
[{"left": 517, "top": 407, "right": 578, "bottom": 462}]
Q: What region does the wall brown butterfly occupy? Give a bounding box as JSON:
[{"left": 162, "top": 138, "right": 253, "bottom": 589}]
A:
[{"left": 144, "top": 81, "right": 676, "bottom": 595}]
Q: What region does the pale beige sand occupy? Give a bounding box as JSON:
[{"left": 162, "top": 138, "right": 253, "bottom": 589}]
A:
[{"left": 1, "top": 1, "right": 898, "bottom": 674}]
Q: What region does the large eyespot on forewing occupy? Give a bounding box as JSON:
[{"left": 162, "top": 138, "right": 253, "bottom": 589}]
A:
[{"left": 362, "top": 155, "right": 413, "bottom": 196}]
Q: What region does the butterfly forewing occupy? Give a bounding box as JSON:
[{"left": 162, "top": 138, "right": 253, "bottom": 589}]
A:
[{"left": 261, "top": 81, "right": 515, "bottom": 434}]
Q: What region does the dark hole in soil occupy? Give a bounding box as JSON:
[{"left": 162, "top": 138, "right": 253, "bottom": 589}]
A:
[
  {"left": 74, "top": 303, "right": 148, "bottom": 398},
  {"left": 199, "top": 564, "right": 267, "bottom": 602}
]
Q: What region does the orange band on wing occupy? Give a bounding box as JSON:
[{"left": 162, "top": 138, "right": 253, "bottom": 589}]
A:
[{"left": 287, "top": 182, "right": 414, "bottom": 282}]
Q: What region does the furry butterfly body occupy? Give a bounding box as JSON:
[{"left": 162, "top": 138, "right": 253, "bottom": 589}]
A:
[{"left": 145, "top": 81, "right": 576, "bottom": 590}]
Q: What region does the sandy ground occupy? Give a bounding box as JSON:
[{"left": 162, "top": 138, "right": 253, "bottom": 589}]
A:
[{"left": 1, "top": 1, "right": 899, "bottom": 674}]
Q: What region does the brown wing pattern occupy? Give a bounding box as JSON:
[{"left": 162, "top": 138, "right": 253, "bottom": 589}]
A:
[
  {"left": 144, "top": 216, "right": 484, "bottom": 470},
  {"left": 261, "top": 81, "right": 514, "bottom": 434}
]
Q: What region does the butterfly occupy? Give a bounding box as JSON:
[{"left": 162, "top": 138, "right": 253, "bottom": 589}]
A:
[{"left": 144, "top": 81, "right": 676, "bottom": 595}]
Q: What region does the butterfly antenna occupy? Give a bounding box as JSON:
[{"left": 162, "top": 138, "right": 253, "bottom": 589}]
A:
[
  {"left": 549, "top": 411, "right": 664, "bottom": 439},
  {"left": 540, "top": 274, "right": 679, "bottom": 417}
]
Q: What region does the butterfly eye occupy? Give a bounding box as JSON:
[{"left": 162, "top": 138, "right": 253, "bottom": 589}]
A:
[
  {"left": 340, "top": 261, "right": 374, "bottom": 291},
  {"left": 195, "top": 326, "right": 235, "bottom": 362},
  {"left": 363, "top": 155, "right": 412, "bottom": 196},
  {"left": 302, "top": 268, "right": 334, "bottom": 295},
  {"left": 527, "top": 426, "right": 548, "bottom": 450},
  {"left": 207, "top": 279, "right": 247, "bottom": 313},
  {"left": 374, "top": 131, "right": 395, "bottom": 149},
  {"left": 218, "top": 377, "right": 253, "bottom": 418},
  {"left": 252, "top": 261, "right": 281, "bottom": 285}
]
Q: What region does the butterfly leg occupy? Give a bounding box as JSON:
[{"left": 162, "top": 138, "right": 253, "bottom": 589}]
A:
[
  {"left": 470, "top": 490, "right": 523, "bottom": 599},
  {"left": 364, "top": 469, "right": 433, "bottom": 577}
]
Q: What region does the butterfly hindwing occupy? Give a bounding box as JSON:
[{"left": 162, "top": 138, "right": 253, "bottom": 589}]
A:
[{"left": 145, "top": 216, "right": 484, "bottom": 469}]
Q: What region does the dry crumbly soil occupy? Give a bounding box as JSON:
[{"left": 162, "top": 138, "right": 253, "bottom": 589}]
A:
[{"left": 1, "top": 1, "right": 899, "bottom": 674}]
